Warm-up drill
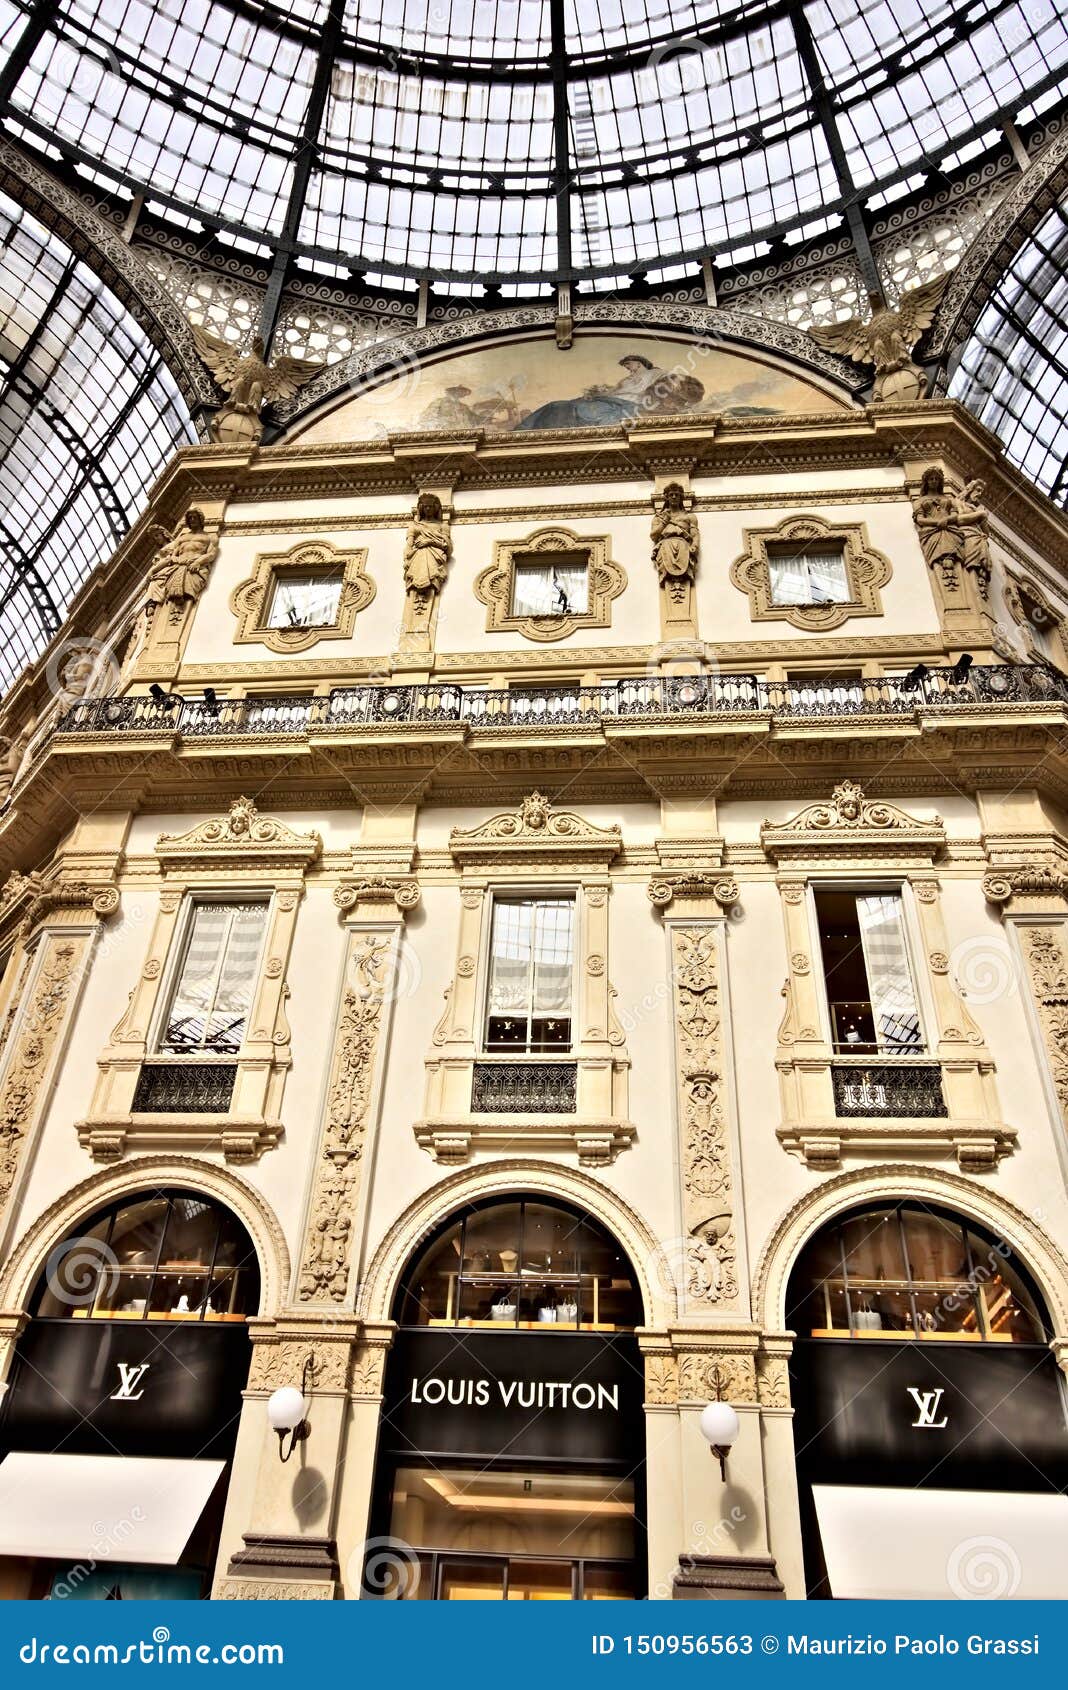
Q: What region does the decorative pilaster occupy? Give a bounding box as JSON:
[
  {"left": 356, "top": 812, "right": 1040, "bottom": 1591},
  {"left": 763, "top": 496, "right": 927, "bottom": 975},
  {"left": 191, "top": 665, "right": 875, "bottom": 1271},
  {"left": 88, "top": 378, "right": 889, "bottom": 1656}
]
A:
[
  {"left": 0, "top": 878, "right": 120, "bottom": 1234},
  {"left": 982, "top": 864, "right": 1068, "bottom": 1143},
  {"left": 296, "top": 880, "right": 418, "bottom": 1305},
  {"left": 649, "top": 875, "right": 741, "bottom": 1312}
]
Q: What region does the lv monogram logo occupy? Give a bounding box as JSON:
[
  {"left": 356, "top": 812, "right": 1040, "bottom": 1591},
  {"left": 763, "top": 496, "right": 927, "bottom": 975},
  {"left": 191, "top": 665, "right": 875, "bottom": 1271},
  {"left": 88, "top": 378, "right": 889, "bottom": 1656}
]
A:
[
  {"left": 907, "top": 1385, "right": 948, "bottom": 1429},
  {"left": 110, "top": 1362, "right": 151, "bottom": 1402}
]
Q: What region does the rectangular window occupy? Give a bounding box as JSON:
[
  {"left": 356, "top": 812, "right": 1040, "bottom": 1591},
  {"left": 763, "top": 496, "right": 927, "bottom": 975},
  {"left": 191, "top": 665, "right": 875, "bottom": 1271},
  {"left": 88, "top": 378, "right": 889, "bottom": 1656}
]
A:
[
  {"left": 814, "top": 888, "right": 923, "bottom": 1054},
  {"left": 512, "top": 554, "right": 589, "bottom": 618},
  {"left": 484, "top": 897, "right": 574, "bottom": 1053},
  {"left": 267, "top": 570, "right": 344, "bottom": 629},
  {"left": 767, "top": 545, "right": 850, "bottom": 606},
  {"left": 159, "top": 901, "right": 269, "bottom": 1055}
]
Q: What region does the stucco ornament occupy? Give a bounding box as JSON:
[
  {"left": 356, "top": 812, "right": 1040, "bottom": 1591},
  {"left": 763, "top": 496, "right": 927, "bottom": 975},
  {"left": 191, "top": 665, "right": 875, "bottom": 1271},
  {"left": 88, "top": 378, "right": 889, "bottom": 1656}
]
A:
[
  {"left": 783, "top": 779, "right": 931, "bottom": 833},
  {"left": 143, "top": 509, "right": 218, "bottom": 628},
  {"left": 651, "top": 481, "right": 698, "bottom": 597},
  {"left": 808, "top": 275, "right": 948, "bottom": 401},
  {"left": 191, "top": 327, "right": 322, "bottom": 444},
  {"left": 404, "top": 493, "right": 452, "bottom": 598},
  {"left": 668, "top": 925, "right": 738, "bottom": 1307},
  {"left": 912, "top": 467, "right": 992, "bottom": 597}
]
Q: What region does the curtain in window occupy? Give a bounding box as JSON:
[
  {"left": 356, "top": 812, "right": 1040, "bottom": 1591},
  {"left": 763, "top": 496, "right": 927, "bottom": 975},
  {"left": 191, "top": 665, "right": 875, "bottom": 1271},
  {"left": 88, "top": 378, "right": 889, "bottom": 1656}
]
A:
[
  {"left": 486, "top": 902, "right": 534, "bottom": 1017},
  {"left": 485, "top": 899, "right": 575, "bottom": 1029},
  {"left": 531, "top": 900, "right": 574, "bottom": 1013},
  {"left": 855, "top": 894, "right": 922, "bottom": 1051},
  {"left": 768, "top": 550, "right": 849, "bottom": 606},
  {"left": 512, "top": 561, "right": 588, "bottom": 616},
  {"left": 268, "top": 573, "right": 343, "bottom": 629},
  {"left": 162, "top": 902, "right": 268, "bottom": 1053}
]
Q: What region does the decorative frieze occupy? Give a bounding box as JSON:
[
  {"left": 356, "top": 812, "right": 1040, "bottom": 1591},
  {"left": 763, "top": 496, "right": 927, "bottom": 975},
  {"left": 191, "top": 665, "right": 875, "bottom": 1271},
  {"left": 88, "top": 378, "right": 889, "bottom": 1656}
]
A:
[{"left": 0, "top": 936, "right": 87, "bottom": 1215}]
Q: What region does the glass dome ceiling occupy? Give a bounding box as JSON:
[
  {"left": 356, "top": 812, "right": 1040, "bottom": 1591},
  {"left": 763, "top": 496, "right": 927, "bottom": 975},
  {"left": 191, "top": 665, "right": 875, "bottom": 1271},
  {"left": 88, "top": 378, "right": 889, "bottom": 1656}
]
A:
[{"left": 1, "top": 0, "right": 1065, "bottom": 286}]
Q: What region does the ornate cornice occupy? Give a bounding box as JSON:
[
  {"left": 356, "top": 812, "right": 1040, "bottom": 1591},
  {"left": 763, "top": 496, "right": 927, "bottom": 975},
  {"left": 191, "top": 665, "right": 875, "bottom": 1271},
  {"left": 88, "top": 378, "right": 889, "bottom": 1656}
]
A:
[
  {"left": 448, "top": 790, "right": 622, "bottom": 867},
  {"left": 156, "top": 797, "right": 322, "bottom": 872},
  {"left": 761, "top": 780, "right": 946, "bottom": 863},
  {"left": 0, "top": 870, "right": 119, "bottom": 938}
]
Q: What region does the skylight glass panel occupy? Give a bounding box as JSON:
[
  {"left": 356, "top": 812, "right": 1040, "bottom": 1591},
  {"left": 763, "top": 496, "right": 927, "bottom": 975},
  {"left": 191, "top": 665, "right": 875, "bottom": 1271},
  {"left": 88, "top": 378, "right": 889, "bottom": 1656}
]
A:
[
  {"left": 949, "top": 204, "right": 1068, "bottom": 508},
  {"left": 344, "top": 0, "right": 550, "bottom": 62},
  {"left": 0, "top": 191, "right": 194, "bottom": 695}
]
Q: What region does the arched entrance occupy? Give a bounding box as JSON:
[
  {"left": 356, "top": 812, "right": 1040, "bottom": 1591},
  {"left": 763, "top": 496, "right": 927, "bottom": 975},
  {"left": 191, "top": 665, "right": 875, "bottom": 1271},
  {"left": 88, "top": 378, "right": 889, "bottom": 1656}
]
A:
[
  {"left": 0, "top": 1187, "right": 261, "bottom": 1599},
  {"left": 367, "top": 1194, "right": 646, "bottom": 1600},
  {"left": 786, "top": 1199, "right": 1068, "bottom": 1600}
]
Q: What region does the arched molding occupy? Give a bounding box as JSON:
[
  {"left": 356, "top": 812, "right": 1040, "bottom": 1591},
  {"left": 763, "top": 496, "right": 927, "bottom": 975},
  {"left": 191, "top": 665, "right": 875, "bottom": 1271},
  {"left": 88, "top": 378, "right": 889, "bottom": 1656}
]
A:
[
  {"left": 754, "top": 1164, "right": 1068, "bottom": 1337},
  {"left": 275, "top": 301, "right": 860, "bottom": 434},
  {"left": 358, "top": 1159, "right": 669, "bottom": 1327},
  {"left": 0, "top": 139, "right": 216, "bottom": 418},
  {"left": 0, "top": 1155, "right": 290, "bottom": 1318},
  {"left": 928, "top": 125, "right": 1068, "bottom": 359}
]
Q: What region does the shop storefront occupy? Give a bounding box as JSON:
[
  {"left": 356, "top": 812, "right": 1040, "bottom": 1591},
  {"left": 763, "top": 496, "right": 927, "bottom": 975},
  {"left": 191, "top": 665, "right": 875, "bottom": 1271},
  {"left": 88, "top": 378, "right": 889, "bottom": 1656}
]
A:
[
  {"left": 368, "top": 1195, "right": 646, "bottom": 1600},
  {"left": 786, "top": 1201, "right": 1068, "bottom": 1599},
  {"left": 0, "top": 1189, "right": 260, "bottom": 1599}
]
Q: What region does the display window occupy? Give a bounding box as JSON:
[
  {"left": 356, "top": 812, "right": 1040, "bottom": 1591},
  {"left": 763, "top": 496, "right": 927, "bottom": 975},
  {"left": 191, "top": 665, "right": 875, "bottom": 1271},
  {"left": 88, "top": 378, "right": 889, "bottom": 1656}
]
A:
[{"left": 371, "top": 1195, "right": 646, "bottom": 1601}]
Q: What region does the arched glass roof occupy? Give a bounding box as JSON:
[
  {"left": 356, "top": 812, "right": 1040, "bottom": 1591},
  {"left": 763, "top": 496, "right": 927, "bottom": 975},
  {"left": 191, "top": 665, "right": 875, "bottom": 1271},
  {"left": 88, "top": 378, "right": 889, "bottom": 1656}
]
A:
[
  {"left": 0, "top": 189, "right": 195, "bottom": 694},
  {"left": 0, "top": 0, "right": 1064, "bottom": 286},
  {"left": 949, "top": 197, "right": 1068, "bottom": 506}
]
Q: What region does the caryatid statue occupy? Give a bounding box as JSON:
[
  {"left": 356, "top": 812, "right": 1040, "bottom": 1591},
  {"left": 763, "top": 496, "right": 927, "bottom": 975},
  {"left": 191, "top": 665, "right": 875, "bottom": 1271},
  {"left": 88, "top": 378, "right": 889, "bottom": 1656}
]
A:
[
  {"left": 955, "top": 478, "right": 992, "bottom": 599},
  {"left": 651, "top": 482, "right": 699, "bottom": 600},
  {"left": 911, "top": 466, "right": 964, "bottom": 589},
  {"left": 140, "top": 508, "right": 219, "bottom": 642},
  {"left": 403, "top": 493, "right": 452, "bottom": 630}
]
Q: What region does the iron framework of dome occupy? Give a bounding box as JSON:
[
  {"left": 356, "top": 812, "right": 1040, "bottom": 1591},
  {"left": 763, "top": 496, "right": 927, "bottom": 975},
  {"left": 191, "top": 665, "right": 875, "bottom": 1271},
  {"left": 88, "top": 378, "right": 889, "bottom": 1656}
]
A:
[
  {"left": 0, "top": 0, "right": 1067, "bottom": 692},
  {"left": 1, "top": 0, "right": 1066, "bottom": 290}
]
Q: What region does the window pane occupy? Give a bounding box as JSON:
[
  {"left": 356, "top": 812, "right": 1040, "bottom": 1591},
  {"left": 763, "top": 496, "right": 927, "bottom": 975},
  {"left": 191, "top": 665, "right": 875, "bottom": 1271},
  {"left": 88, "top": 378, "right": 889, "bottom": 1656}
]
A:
[
  {"left": 162, "top": 902, "right": 267, "bottom": 1053},
  {"left": 512, "top": 558, "right": 589, "bottom": 616},
  {"left": 485, "top": 898, "right": 574, "bottom": 1052},
  {"left": 768, "top": 548, "right": 849, "bottom": 606},
  {"left": 267, "top": 572, "right": 344, "bottom": 628},
  {"left": 855, "top": 893, "right": 922, "bottom": 1051}
]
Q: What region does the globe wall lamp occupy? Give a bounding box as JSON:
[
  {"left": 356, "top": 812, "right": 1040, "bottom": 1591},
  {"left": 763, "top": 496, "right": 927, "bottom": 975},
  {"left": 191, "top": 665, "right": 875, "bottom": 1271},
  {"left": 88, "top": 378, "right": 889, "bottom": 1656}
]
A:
[
  {"left": 699, "top": 1366, "right": 740, "bottom": 1482},
  {"left": 267, "top": 1355, "right": 315, "bottom": 1463}
]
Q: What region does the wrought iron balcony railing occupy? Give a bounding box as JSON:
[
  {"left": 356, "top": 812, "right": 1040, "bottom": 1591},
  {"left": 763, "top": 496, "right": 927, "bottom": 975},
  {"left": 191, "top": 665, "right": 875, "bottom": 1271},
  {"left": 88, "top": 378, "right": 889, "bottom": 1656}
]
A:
[
  {"left": 832, "top": 1060, "right": 948, "bottom": 1119},
  {"left": 52, "top": 664, "right": 1068, "bottom": 742},
  {"left": 471, "top": 1061, "right": 578, "bottom": 1114},
  {"left": 131, "top": 1062, "right": 238, "bottom": 1114}
]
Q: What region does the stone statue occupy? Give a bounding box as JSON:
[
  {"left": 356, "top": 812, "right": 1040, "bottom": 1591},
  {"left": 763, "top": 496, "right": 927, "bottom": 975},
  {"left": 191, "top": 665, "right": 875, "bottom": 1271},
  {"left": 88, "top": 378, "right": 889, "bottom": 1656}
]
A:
[
  {"left": 651, "top": 482, "right": 698, "bottom": 595},
  {"left": 403, "top": 493, "right": 452, "bottom": 597},
  {"left": 190, "top": 328, "right": 322, "bottom": 444},
  {"left": 809, "top": 275, "right": 948, "bottom": 401},
  {"left": 955, "top": 478, "right": 992, "bottom": 599},
  {"left": 0, "top": 718, "right": 36, "bottom": 804},
  {"left": 911, "top": 466, "right": 964, "bottom": 588},
  {"left": 139, "top": 509, "right": 218, "bottom": 642}
]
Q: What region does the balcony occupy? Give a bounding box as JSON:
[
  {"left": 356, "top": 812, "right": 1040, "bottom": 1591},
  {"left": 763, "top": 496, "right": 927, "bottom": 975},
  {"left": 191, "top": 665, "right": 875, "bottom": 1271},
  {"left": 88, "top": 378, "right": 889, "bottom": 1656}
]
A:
[
  {"left": 831, "top": 1060, "right": 948, "bottom": 1119},
  {"left": 131, "top": 1062, "right": 238, "bottom": 1114},
  {"left": 52, "top": 663, "right": 1068, "bottom": 743},
  {"left": 471, "top": 1061, "right": 578, "bottom": 1115}
]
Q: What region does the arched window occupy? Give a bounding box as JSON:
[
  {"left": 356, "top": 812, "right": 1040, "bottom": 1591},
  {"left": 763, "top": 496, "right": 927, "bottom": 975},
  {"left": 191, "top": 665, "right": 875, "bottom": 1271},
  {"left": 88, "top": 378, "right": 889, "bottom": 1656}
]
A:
[
  {"left": 786, "top": 1202, "right": 1047, "bottom": 1344},
  {"left": 394, "top": 1197, "right": 641, "bottom": 1332},
  {"left": 32, "top": 1189, "right": 260, "bottom": 1323}
]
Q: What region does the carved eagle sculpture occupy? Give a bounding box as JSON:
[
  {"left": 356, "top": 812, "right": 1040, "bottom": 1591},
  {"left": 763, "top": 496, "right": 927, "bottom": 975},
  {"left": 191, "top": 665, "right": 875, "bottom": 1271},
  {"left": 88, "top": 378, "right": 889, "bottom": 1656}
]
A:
[
  {"left": 808, "top": 275, "right": 949, "bottom": 402},
  {"left": 190, "top": 327, "right": 323, "bottom": 440}
]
